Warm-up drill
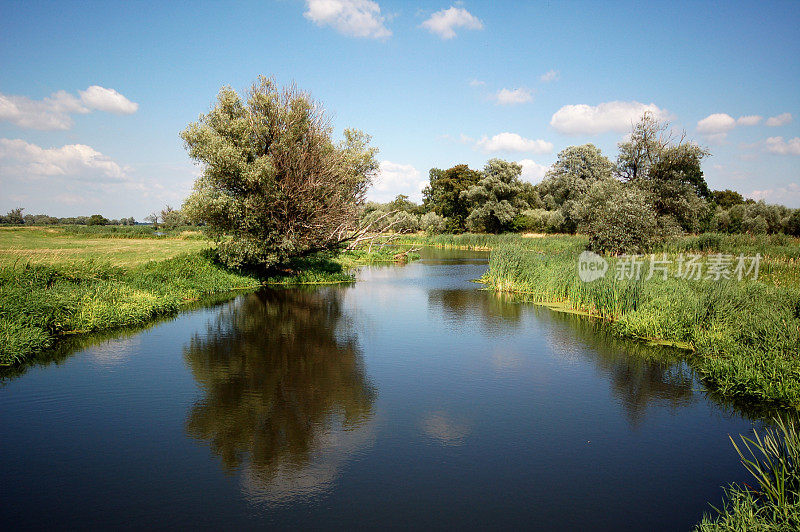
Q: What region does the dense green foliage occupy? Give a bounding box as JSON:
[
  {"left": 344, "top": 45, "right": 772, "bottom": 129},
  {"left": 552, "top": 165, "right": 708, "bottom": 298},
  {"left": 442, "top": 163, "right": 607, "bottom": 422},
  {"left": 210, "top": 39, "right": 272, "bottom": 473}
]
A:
[
  {"left": 391, "top": 112, "right": 799, "bottom": 255},
  {"left": 538, "top": 143, "right": 615, "bottom": 232},
  {"left": 698, "top": 418, "right": 800, "bottom": 530},
  {"left": 462, "top": 159, "right": 531, "bottom": 233},
  {"left": 181, "top": 76, "right": 379, "bottom": 269},
  {"left": 422, "top": 164, "right": 482, "bottom": 232},
  {"left": 577, "top": 180, "right": 661, "bottom": 254}
]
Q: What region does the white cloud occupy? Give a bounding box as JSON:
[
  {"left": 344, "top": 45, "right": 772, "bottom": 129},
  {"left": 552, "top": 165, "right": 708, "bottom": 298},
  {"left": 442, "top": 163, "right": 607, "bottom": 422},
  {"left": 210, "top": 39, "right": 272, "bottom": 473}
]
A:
[
  {"left": 494, "top": 88, "right": 532, "bottom": 105},
  {"left": 476, "top": 132, "right": 553, "bottom": 153},
  {"left": 766, "top": 112, "right": 793, "bottom": 127},
  {"left": 304, "top": 0, "right": 391, "bottom": 39},
  {"left": 421, "top": 6, "right": 483, "bottom": 40},
  {"left": 517, "top": 159, "right": 549, "bottom": 183},
  {"left": 79, "top": 86, "right": 138, "bottom": 114},
  {"left": 748, "top": 183, "right": 800, "bottom": 206},
  {"left": 737, "top": 115, "right": 762, "bottom": 126},
  {"left": 697, "top": 113, "right": 765, "bottom": 141},
  {"left": 540, "top": 70, "right": 560, "bottom": 83},
  {"left": 550, "top": 101, "right": 669, "bottom": 135},
  {"left": 0, "top": 86, "right": 137, "bottom": 130},
  {"left": 0, "top": 138, "right": 127, "bottom": 182},
  {"left": 0, "top": 91, "right": 87, "bottom": 130},
  {"left": 369, "top": 161, "right": 426, "bottom": 202},
  {"left": 765, "top": 136, "right": 800, "bottom": 156},
  {"left": 469, "top": 79, "right": 485, "bottom": 87},
  {"left": 697, "top": 113, "right": 736, "bottom": 135}
]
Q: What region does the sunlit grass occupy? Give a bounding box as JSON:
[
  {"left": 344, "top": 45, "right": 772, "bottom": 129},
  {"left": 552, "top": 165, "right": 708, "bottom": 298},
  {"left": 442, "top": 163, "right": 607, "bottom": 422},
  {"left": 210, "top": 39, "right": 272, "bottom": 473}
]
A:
[
  {"left": 0, "top": 226, "right": 210, "bottom": 267},
  {"left": 698, "top": 417, "right": 800, "bottom": 530}
]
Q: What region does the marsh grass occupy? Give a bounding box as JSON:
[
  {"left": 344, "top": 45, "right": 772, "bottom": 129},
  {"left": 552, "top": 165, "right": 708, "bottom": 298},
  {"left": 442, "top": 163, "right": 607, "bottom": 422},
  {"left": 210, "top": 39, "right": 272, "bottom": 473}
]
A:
[
  {"left": 0, "top": 251, "right": 263, "bottom": 364},
  {"left": 698, "top": 417, "right": 800, "bottom": 530}
]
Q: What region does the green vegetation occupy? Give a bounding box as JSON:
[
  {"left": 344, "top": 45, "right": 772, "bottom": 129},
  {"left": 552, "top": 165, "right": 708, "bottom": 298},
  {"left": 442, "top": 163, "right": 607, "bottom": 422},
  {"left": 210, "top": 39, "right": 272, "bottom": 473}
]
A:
[
  {"left": 698, "top": 418, "right": 800, "bottom": 531},
  {"left": 0, "top": 227, "right": 415, "bottom": 366},
  {"left": 0, "top": 226, "right": 209, "bottom": 267},
  {"left": 462, "top": 159, "right": 532, "bottom": 233},
  {"left": 0, "top": 250, "right": 261, "bottom": 365}
]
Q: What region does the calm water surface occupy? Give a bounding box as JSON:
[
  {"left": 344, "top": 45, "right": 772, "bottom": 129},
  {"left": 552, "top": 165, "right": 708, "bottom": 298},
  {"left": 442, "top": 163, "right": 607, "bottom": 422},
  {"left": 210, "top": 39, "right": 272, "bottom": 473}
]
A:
[{"left": 1, "top": 249, "right": 762, "bottom": 530}]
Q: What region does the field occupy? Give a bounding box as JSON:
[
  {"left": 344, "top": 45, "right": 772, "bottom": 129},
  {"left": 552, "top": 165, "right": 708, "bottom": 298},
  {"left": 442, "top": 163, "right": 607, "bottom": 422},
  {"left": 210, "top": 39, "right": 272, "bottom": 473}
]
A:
[{"left": 0, "top": 226, "right": 209, "bottom": 267}]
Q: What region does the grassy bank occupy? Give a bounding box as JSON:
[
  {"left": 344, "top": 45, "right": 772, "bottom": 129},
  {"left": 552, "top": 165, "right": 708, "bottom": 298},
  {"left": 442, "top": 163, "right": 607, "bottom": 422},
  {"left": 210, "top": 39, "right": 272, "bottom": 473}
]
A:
[
  {"left": 404, "top": 232, "right": 800, "bottom": 407},
  {"left": 0, "top": 227, "right": 412, "bottom": 365}
]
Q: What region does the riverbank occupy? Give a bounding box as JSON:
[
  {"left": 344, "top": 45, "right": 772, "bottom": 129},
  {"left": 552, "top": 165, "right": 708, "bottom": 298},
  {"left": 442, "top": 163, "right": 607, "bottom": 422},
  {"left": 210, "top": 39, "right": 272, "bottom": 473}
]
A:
[
  {"left": 0, "top": 227, "right": 412, "bottom": 365},
  {"left": 402, "top": 232, "right": 800, "bottom": 408}
]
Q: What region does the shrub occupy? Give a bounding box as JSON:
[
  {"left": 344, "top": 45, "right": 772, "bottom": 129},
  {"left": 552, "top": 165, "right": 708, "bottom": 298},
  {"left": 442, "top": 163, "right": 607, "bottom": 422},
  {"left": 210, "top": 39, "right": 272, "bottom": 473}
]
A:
[
  {"left": 420, "top": 212, "right": 447, "bottom": 234},
  {"left": 580, "top": 180, "right": 660, "bottom": 254}
]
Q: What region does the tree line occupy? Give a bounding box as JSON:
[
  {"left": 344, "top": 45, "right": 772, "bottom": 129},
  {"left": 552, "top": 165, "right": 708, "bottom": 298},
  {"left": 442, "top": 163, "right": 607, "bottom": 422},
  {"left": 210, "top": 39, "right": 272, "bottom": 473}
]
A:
[
  {"left": 0, "top": 208, "right": 137, "bottom": 227},
  {"left": 365, "top": 113, "right": 800, "bottom": 254}
]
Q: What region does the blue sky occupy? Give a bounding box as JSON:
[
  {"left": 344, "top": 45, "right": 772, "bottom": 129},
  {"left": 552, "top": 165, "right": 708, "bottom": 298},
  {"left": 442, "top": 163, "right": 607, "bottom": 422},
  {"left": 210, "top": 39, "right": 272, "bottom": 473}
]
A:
[{"left": 1, "top": 0, "right": 798, "bottom": 218}]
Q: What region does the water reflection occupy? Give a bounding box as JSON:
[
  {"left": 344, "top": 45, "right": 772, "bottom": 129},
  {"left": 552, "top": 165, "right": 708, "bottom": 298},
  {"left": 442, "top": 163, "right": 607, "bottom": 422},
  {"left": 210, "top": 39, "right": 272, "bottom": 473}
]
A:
[
  {"left": 183, "top": 288, "right": 376, "bottom": 503},
  {"left": 545, "top": 311, "right": 696, "bottom": 425},
  {"left": 428, "top": 289, "right": 523, "bottom": 328}
]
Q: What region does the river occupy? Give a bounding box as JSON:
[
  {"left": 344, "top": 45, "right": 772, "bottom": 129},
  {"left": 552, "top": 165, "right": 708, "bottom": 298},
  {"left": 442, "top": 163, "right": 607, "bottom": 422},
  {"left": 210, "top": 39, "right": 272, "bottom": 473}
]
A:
[{"left": 0, "top": 248, "right": 760, "bottom": 530}]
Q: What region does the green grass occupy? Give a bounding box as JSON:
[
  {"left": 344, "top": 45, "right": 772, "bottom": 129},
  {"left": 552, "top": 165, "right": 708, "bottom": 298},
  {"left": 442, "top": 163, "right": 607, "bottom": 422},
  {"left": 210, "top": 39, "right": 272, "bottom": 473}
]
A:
[
  {"left": 0, "top": 226, "right": 210, "bottom": 267},
  {"left": 0, "top": 251, "right": 263, "bottom": 365},
  {"left": 0, "top": 227, "right": 415, "bottom": 365},
  {"left": 697, "top": 417, "right": 800, "bottom": 530}
]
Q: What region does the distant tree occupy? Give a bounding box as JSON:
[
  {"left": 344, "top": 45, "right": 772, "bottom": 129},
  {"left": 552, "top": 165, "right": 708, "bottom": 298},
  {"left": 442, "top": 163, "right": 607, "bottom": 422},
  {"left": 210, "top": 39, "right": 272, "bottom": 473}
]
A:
[
  {"left": 388, "top": 194, "right": 423, "bottom": 214},
  {"left": 616, "top": 111, "right": 669, "bottom": 183},
  {"left": 5, "top": 208, "right": 24, "bottom": 225},
  {"left": 422, "top": 164, "right": 482, "bottom": 232},
  {"left": 420, "top": 212, "right": 447, "bottom": 234},
  {"left": 159, "top": 205, "right": 186, "bottom": 229},
  {"left": 578, "top": 180, "right": 660, "bottom": 255},
  {"left": 786, "top": 210, "right": 800, "bottom": 237},
  {"left": 618, "top": 114, "right": 711, "bottom": 232},
  {"left": 462, "top": 159, "right": 530, "bottom": 233},
  {"left": 181, "top": 76, "right": 378, "bottom": 269},
  {"left": 742, "top": 214, "right": 768, "bottom": 235},
  {"left": 711, "top": 189, "right": 745, "bottom": 209},
  {"left": 516, "top": 208, "right": 564, "bottom": 234},
  {"left": 537, "top": 144, "right": 614, "bottom": 231},
  {"left": 87, "top": 214, "right": 109, "bottom": 226},
  {"left": 519, "top": 182, "right": 544, "bottom": 210}
]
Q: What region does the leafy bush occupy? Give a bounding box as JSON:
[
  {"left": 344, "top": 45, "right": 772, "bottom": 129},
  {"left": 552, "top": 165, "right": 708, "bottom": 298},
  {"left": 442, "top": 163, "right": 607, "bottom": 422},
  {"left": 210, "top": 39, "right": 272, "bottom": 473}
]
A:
[
  {"left": 420, "top": 212, "right": 447, "bottom": 234},
  {"left": 579, "top": 181, "right": 660, "bottom": 254}
]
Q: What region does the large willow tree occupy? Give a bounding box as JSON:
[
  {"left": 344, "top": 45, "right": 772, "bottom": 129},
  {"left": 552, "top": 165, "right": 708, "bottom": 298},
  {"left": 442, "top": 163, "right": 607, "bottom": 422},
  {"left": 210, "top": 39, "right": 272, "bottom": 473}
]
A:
[{"left": 181, "top": 76, "right": 379, "bottom": 269}]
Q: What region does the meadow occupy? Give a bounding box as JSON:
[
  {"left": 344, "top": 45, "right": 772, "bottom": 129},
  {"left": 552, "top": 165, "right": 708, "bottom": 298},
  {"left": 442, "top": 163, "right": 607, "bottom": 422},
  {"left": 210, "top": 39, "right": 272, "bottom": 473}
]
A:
[{"left": 0, "top": 226, "right": 407, "bottom": 365}]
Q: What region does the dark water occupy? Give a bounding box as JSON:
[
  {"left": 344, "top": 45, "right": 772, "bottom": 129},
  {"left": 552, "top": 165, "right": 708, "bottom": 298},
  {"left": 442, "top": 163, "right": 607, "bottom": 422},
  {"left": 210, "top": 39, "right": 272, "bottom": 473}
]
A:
[{"left": 1, "top": 249, "right": 762, "bottom": 530}]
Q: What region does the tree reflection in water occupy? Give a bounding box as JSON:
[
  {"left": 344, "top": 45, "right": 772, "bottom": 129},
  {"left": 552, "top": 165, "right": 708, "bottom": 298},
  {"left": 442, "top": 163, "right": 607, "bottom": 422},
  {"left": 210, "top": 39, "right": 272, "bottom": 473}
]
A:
[
  {"left": 183, "top": 288, "right": 376, "bottom": 503},
  {"left": 428, "top": 286, "right": 696, "bottom": 425},
  {"left": 427, "top": 289, "right": 523, "bottom": 329},
  {"left": 544, "top": 310, "right": 696, "bottom": 425}
]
